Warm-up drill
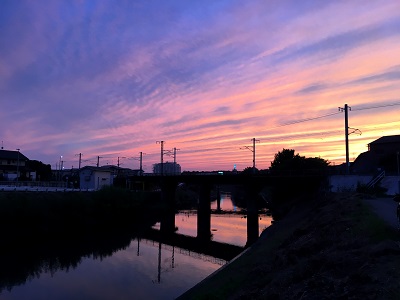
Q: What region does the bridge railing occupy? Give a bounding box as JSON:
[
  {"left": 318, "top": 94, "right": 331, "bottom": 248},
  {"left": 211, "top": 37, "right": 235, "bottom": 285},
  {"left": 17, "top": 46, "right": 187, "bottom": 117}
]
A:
[{"left": 0, "top": 181, "right": 67, "bottom": 188}]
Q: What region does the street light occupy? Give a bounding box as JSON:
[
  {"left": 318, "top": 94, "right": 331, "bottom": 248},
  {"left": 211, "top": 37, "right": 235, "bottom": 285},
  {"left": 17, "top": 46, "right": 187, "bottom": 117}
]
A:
[
  {"left": 16, "top": 148, "right": 20, "bottom": 183},
  {"left": 59, "top": 155, "right": 63, "bottom": 181}
]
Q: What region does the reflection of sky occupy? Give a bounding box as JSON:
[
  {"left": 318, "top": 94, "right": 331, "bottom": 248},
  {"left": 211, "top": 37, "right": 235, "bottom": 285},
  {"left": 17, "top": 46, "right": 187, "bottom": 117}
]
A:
[
  {"left": 0, "top": 239, "right": 220, "bottom": 300},
  {"left": 176, "top": 194, "right": 272, "bottom": 246},
  {"left": 175, "top": 213, "right": 272, "bottom": 247},
  {"left": 210, "top": 193, "right": 241, "bottom": 211}
]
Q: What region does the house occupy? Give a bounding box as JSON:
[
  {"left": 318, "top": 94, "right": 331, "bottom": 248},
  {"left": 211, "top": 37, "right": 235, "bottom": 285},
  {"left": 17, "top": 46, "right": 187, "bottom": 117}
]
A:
[
  {"left": 0, "top": 149, "right": 30, "bottom": 180},
  {"left": 352, "top": 135, "right": 400, "bottom": 174},
  {"left": 368, "top": 135, "right": 400, "bottom": 155},
  {"left": 79, "top": 166, "right": 115, "bottom": 190}
]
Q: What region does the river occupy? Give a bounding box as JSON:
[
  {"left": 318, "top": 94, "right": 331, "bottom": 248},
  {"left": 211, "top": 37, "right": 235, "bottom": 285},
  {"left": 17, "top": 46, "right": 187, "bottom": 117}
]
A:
[{"left": 0, "top": 193, "right": 272, "bottom": 300}]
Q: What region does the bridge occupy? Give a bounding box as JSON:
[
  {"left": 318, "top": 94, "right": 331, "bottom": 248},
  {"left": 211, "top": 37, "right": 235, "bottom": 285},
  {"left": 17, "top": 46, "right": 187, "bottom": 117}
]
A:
[{"left": 128, "top": 173, "right": 327, "bottom": 246}]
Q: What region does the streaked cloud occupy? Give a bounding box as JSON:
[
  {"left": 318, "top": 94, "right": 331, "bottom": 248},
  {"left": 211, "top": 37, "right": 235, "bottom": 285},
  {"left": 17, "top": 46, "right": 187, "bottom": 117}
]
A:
[{"left": 1, "top": 0, "right": 399, "bottom": 171}]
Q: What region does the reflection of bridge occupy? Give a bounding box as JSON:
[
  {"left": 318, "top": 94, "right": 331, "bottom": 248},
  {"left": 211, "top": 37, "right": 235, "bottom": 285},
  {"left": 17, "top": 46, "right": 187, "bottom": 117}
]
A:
[
  {"left": 141, "top": 228, "right": 243, "bottom": 261},
  {"left": 138, "top": 230, "right": 243, "bottom": 284},
  {"left": 130, "top": 174, "right": 273, "bottom": 246},
  {"left": 140, "top": 238, "right": 228, "bottom": 266}
]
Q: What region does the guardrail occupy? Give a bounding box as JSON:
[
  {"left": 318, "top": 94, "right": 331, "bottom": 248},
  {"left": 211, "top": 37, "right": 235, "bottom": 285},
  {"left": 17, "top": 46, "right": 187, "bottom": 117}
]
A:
[{"left": 0, "top": 181, "right": 67, "bottom": 188}]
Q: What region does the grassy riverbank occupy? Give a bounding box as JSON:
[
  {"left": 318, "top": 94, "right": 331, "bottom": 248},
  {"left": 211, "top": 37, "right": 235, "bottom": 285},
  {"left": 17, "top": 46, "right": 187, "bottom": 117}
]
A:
[
  {"left": 178, "top": 193, "right": 400, "bottom": 299},
  {"left": 0, "top": 187, "right": 163, "bottom": 239}
]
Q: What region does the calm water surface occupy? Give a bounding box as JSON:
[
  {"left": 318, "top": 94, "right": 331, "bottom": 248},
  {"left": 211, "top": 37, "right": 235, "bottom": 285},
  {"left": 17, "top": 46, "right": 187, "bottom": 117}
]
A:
[
  {"left": 0, "top": 193, "right": 271, "bottom": 300},
  {"left": 171, "top": 193, "right": 272, "bottom": 247},
  {"left": 0, "top": 238, "right": 221, "bottom": 300}
]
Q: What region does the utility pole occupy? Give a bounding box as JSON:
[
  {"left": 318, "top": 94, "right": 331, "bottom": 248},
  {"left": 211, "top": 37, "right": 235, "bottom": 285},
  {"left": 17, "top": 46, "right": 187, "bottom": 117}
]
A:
[
  {"left": 97, "top": 156, "right": 100, "bottom": 167},
  {"left": 173, "top": 147, "right": 180, "bottom": 175},
  {"left": 16, "top": 148, "right": 20, "bottom": 182},
  {"left": 252, "top": 138, "right": 257, "bottom": 173},
  {"left": 133, "top": 152, "right": 146, "bottom": 175},
  {"left": 156, "top": 141, "right": 165, "bottom": 175},
  {"left": 75, "top": 153, "right": 82, "bottom": 170},
  {"left": 59, "top": 155, "right": 63, "bottom": 181},
  {"left": 140, "top": 152, "right": 144, "bottom": 176},
  {"left": 241, "top": 138, "right": 260, "bottom": 174},
  {"left": 339, "top": 104, "right": 351, "bottom": 174},
  {"left": 117, "top": 156, "right": 126, "bottom": 168}
]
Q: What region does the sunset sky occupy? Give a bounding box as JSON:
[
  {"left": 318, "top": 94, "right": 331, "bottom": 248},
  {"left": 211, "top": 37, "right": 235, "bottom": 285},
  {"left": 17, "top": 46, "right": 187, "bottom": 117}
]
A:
[{"left": 1, "top": 0, "right": 400, "bottom": 172}]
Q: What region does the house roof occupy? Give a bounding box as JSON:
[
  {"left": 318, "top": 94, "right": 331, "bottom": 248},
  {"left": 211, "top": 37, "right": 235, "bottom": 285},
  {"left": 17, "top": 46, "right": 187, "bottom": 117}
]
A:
[
  {"left": 369, "top": 135, "right": 400, "bottom": 145},
  {"left": 0, "top": 150, "right": 29, "bottom": 161}
]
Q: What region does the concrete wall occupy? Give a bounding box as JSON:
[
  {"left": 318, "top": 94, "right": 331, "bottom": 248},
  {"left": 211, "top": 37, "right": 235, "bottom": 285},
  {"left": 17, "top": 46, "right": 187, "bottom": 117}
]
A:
[
  {"left": 329, "top": 175, "right": 400, "bottom": 195},
  {"left": 329, "top": 175, "right": 372, "bottom": 193},
  {"left": 381, "top": 176, "right": 400, "bottom": 195}
]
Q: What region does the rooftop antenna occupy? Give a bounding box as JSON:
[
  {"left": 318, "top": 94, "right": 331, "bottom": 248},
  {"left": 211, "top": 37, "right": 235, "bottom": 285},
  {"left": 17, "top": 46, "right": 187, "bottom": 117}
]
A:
[{"left": 1, "top": 141, "right": 3, "bottom": 149}]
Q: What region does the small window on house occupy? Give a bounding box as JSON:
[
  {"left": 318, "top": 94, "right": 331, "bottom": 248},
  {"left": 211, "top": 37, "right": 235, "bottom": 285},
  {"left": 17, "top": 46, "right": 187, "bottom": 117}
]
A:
[{"left": 101, "top": 178, "right": 107, "bottom": 181}]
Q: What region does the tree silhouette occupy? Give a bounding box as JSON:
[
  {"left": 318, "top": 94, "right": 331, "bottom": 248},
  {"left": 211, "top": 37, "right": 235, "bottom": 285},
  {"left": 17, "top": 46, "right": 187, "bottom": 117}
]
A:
[
  {"left": 241, "top": 166, "right": 259, "bottom": 175},
  {"left": 270, "top": 149, "right": 328, "bottom": 175},
  {"left": 26, "top": 160, "right": 52, "bottom": 181}
]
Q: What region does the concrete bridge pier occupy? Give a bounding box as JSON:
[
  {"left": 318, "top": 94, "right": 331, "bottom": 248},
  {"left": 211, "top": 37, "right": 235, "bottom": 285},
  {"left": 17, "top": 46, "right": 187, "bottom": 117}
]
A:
[
  {"left": 197, "top": 182, "right": 212, "bottom": 241},
  {"left": 245, "top": 184, "right": 260, "bottom": 247},
  {"left": 216, "top": 186, "right": 221, "bottom": 212},
  {"left": 160, "top": 180, "right": 177, "bottom": 234}
]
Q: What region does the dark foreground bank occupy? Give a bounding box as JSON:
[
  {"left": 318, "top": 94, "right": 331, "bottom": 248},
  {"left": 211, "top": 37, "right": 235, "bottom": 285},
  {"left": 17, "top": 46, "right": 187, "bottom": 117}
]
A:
[
  {"left": 0, "top": 188, "right": 162, "bottom": 238},
  {"left": 178, "top": 193, "right": 400, "bottom": 299}
]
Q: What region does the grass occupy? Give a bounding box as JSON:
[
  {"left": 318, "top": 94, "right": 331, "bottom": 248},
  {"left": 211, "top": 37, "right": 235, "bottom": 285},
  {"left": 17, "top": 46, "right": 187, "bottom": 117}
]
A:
[
  {"left": 178, "top": 197, "right": 313, "bottom": 299},
  {"left": 178, "top": 192, "right": 400, "bottom": 299},
  {"left": 355, "top": 200, "right": 398, "bottom": 242}
]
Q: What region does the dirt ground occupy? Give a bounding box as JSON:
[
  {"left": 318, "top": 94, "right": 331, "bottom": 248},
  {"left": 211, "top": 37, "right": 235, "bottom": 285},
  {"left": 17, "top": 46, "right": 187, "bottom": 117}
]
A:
[{"left": 178, "top": 193, "right": 400, "bottom": 299}]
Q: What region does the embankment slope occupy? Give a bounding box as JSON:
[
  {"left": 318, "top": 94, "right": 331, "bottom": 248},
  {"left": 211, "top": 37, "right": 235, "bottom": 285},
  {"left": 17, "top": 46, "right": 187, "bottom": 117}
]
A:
[{"left": 178, "top": 193, "right": 400, "bottom": 299}]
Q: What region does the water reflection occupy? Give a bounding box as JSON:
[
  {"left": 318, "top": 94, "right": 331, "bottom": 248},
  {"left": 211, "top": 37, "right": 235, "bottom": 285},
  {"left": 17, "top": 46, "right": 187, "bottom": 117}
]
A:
[
  {"left": 0, "top": 236, "right": 224, "bottom": 300},
  {"left": 1, "top": 193, "right": 271, "bottom": 299},
  {"left": 174, "top": 211, "right": 272, "bottom": 247},
  {"left": 210, "top": 192, "right": 241, "bottom": 211},
  {"left": 171, "top": 192, "right": 272, "bottom": 247}
]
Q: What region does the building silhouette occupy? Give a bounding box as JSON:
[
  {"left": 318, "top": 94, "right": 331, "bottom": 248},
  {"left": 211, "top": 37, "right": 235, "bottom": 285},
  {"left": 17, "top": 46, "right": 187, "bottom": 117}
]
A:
[
  {"left": 153, "top": 162, "right": 181, "bottom": 175},
  {"left": 352, "top": 135, "right": 400, "bottom": 174},
  {"left": 0, "top": 149, "right": 30, "bottom": 180}
]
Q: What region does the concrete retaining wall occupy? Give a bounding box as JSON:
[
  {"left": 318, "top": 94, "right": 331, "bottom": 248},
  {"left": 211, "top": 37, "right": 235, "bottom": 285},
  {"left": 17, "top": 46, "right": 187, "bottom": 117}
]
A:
[
  {"left": 329, "top": 175, "right": 400, "bottom": 195},
  {"left": 381, "top": 176, "right": 400, "bottom": 195},
  {"left": 329, "top": 175, "right": 372, "bottom": 193}
]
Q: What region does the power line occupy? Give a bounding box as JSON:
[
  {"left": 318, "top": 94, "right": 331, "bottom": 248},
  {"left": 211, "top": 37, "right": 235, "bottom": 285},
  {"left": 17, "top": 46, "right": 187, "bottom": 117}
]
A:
[
  {"left": 352, "top": 102, "right": 400, "bottom": 111},
  {"left": 276, "top": 112, "right": 342, "bottom": 127},
  {"left": 274, "top": 101, "right": 400, "bottom": 128},
  {"left": 50, "top": 102, "right": 399, "bottom": 170}
]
